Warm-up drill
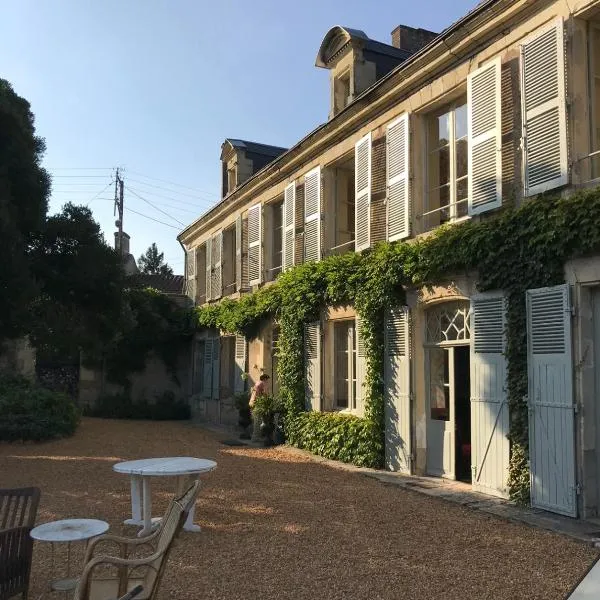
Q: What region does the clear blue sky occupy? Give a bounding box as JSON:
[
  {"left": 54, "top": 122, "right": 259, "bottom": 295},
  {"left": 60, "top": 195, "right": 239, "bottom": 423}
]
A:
[{"left": 0, "top": 0, "right": 477, "bottom": 274}]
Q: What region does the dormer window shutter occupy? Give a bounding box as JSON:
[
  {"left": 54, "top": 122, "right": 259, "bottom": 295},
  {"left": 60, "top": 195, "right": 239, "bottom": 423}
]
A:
[
  {"left": 283, "top": 182, "right": 296, "bottom": 271},
  {"left": 212, "top": 231, "right": 223, "bottom": 300},
  {"left": 355, "top": 133, "right": 372, "bottom": 251},
  {"left": 248, "top": 204, "right": 262, "bottom": 285},
  {"left": 205, "top": 238, "right": 212, "bottom": 301},
  {"left": 387, "top": 115, "right": 410, "bottom": 241},
  {"left": 304, "top": 167, "right": 321, "bottom": 263},
  {"left": 521, "top": 19, "right": 568, "bottom": 196},
  {"left": 468, "top": 58, "right": 502, "bottom": 215}
]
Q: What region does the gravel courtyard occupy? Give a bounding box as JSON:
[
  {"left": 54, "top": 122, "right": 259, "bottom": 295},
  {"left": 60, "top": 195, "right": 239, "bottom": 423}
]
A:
[{"left": 1, "top": 418, "right": 596, "bottom": 599}]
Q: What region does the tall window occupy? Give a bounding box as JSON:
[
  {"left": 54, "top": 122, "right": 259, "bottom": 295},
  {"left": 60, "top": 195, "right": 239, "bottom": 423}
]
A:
[
  {"left": 424, "top": 101, "right": 468, "bottom": 230},
  {"left": 334, "top": 320, "right": 357, "bottom": 410},
  {"left": 590, "top": 24, "right": 600, "bottom": 178}
]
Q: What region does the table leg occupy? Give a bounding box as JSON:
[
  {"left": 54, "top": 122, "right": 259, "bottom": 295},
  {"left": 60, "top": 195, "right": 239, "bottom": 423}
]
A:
[
  {"left": 138, "top": 477, "right": 154, "bottom": 537},
  {"left": 183, "top": 476, "right": 202, "bottom": 532},
  {"left": 124, "top": 475, "right": 143, "bottom": 526}
]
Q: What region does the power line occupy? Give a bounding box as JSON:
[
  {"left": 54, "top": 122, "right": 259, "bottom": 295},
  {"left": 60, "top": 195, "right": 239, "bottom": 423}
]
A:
[
  {"left": 125, "top": 206, "right": 181, "bottom": 230},
  {"left": 87, "top": 179, "right": 116, "bottom": 207},
  {"left": 125, "top": 185, "right": 213, "bottom": 209},
  {"left": 47, "top": 167, "right": 114, "bottom": 171},
  {"left": 126, "top": 169, "right": 219, "bottom": 197},
  {"left": 126, "top": 186, "right": 185, "bottom": 227},
  {"left": 127, "top": 178, "right": 217, "bottom": 201},
  {"left": 51, "top": 175, "right": 112, "bottom": 179}
]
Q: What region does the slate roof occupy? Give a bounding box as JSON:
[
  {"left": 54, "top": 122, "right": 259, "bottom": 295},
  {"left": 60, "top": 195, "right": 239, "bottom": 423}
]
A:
[
  {"left": 127, "top": 274, "right": 185, "bottom": 295},
  {"left": 225, "top": 139, "right": 288, "bottom": 159}
]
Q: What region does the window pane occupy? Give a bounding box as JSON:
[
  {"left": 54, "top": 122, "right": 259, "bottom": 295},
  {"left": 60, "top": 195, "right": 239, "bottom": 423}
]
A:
[
  {"left": 429, "top": 348, "right": 450, "bottom": 421},
  {"left": 438, "top": 146, "right": 450, "bottom": 186},
  {"left": 456, "top": 178, "right": 468, "bottom": 218},
  {"left": 455, "top": 104, "right": 468, "bottom": 140},
  {"left": 456, "top": 138, "right": 468, "bottom": 179},
  {"left": 439, "top": 185, "right": 450, "bottom": 224},
  {"left": 437, "top": 112, "right": 450, "bottom": 146},
  {"left": 334, "top": 322, "right": 350, "bottom": 409}
]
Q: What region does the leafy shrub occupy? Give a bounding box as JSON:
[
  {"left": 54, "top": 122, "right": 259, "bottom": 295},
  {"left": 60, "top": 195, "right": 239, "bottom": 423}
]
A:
[
  {"left": 0, "top": 375, "right": 80, "bottom": 441},
  {"left": 87, "top": 390, "right": 190, "bottom": 420},
  {"left": 287, "top": 412, "right": 383, "bottom": 468}
]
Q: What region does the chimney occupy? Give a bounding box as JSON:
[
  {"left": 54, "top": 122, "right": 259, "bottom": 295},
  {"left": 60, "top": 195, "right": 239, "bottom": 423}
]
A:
[
  {"left": 391, "top": 25, "right": 438, "bottom": 54},
  {"left": 114, "top": 231, "right": 131, "bottom": 255}
]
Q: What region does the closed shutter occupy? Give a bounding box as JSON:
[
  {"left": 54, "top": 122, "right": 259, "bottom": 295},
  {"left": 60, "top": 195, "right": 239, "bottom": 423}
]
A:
[
  {"left": 202, "top": 334, "right": 213, "bottom": 399},
  {"left": 521, "top": 19, "right": 568, "bottom": 196},
  {"left": 205, "top": 238, "right": 212, "bottom": 302},
  {"left": 384, "top": 307, "right": 411, "bottom": 473},
  {"left": 211, "top": 335, "right": 220, "bottom": 400},
  {"left": 235, "top": 214, "right": 243, "bottom": 291},
  {"left": 212, "top": 231, "right": 222, "bottom": 300},
  {"left": 248, "top": 204, "right": 262, "bottom": 285},
  {"left": 355, "top": 317, "right": 367, "bottom": 416},
  {"left": 468, "top": 58, "right": 502, "bottom": 215},
  {"left": 387, "top": 114, "right": 410, "bottom": 241},
  {"left": 470, "top": 293, "right": 509, "bottom": 498},
  {"left": 234, "top": 334, "right": 247, "bottom": 393},
  {"left": 186, "top": 248, "right": 196, "bottom": 301},
  {"left": 355, "top": 133, "right": 372, "bottom": 251},
  {"left": 304, "top": 321, "right": 321, "bottom": 411},
  {"left": 526, "top": 284, "right": 576, "bottom": 516},
  {"left": 304, "top": 167, "right": 321, "bottom": 263},
  {"left": 283, "top": 182, "right": 296, "bottom": 271}
]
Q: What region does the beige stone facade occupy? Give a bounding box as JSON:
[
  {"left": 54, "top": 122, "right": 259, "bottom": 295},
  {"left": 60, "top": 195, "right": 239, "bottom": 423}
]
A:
[{"left": 179, "top": 0, "right": 600, "bottom": 517}]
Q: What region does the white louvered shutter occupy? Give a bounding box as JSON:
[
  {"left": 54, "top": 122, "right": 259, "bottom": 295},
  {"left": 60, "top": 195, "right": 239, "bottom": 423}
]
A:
[
  {"left": 248, "top": 204, "right": 262, "bottom": 285},
  {"left": 468, "top": 58, "right": 502, "bottom": 215},
  {"left": 526, "top": 284, "right": 576, "bottom": 516},
  {"left": 355, "top": 317, "right": 367, "bottom": 415},
  {"left": 304, "top": 322, "right": 321, "bottom": 410},
  {"left": 235, "top": 214, "right": 243, "bottom": 291},
  {"left": 304, "top": 167, "right": 321, "bottom": 263},
  {"left": 384, "top": 307, "right": 411, "bottom": 473},
  {"left": 355, "top": 133, "right": 372, "bottom": 251},
  {"left": 470, "top": 293, "right": 509, "bottom": 498},
  {"left": 212, "top": 231, "right": 223, "bottom": 300},
  {"left": 387, "top": 114, "right": 410, "bottom": 241},
  {"left": 186, "top": 248, "right": 196, "bottom": 301},
  {"left": 205, "top": 238, "right": 212, "bottom": 302},
  {"left": 283, "top": 182, "right": 296, "bottom": 271},
  {"left": 202, "top": 334, "right": 213, "bottom": 399},
  {"left": 234, "top": 334, "right": 247, "bottom": 393},
  {"left": 211, "top": 335, "right": 220, "bottom": 400},
  {"left": 521, "top": 19, "right": 568, "bottom": 196}
]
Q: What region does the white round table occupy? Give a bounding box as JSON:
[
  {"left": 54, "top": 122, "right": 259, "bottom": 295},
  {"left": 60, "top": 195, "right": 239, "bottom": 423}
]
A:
[
  {"left": 31, "top": 519, "right": 109, "bottom": 593},
  {"left": 113, "top": 457, "right": 217, "bottom": 536}
]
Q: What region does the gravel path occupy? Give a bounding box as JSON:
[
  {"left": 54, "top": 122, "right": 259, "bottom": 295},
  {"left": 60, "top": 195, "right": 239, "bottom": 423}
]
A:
[{"left": 1, "top": 418, "right": 596, "bottom": 599}]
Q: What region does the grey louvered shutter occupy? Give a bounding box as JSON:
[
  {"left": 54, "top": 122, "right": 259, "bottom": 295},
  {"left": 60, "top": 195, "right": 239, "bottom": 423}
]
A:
[
  {"left": 387, "top": 114, "right": 410, "bottom": 241},
  {"left": 248, "top": 204, "right": 262, "bottom": 285},
  {"left": 468, "top": 58, "right": 502, "bottom": 215},
  {"left": 205, "top": 238, "right": 212, "bottom": 301},
  {"left": 355, "top": 133, "right": 372, "bottom": 251},
  {"left": 521, "top": 19, "right": 568, "bottom": 196},
  {"left": 283, "top": 182, "right": 296, "bottom": 271},
  {"left": 234, "top": 334, "right": 247, "bottom": 393},
  {"left": 235, "top": 214, "right": 243, "bottom": 291},
  {"left": 186, "top": 248, "right": 196, "bottom": 302},
  {"left": 202, "top": 334, "right": 213, "bottom": 399},
  {"left": 470, "top": 293, "right": 509, "bottom": 498},
  {"left": 304, "top": 321, "right": 321, "bottom": 410},
  {"left": 211, "top": 335, "right": 220, "bottom": 400},
  {"left": 304, "top": 167, "right": 321, "bottom": 263},
  {"left": 212, "top": 231, "right": 222, "bottom": 300},
  {"left": 355, "top": 317, "right": 367, "bottom": 416}
]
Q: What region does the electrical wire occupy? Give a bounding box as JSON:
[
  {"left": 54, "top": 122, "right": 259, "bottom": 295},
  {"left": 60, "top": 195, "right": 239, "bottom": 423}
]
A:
[
  {"left": 125, "top": 186, "right": 185, "bottom": 227},
  {"left": 124, "top": 186, "right": 213, "bottom": 209},
  {"left": 127, "top": 178, "right": 217, "bottom": 201},
  {"left": 125, "top": 206, "right": 181, "bottom": 230},
  {"left": 125, "top": 169, "right": 219, "bottom": 197},
  {"left": 86, "top": 179, "right": 116, "bottom": 207}
]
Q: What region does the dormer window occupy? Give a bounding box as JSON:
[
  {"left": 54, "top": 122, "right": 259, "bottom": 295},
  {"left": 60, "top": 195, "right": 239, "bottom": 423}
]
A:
[
  {"left": 227, "top": 166, "right": 237, "bottom": 194},
  {"left": 334, "top": 72, "right": 351, "bottom": 114}
]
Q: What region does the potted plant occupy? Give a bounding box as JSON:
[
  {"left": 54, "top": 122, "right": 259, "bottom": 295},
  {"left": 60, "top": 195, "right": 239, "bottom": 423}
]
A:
[{"left": 252, "top": 394, "right": 283, "bottom": 446}]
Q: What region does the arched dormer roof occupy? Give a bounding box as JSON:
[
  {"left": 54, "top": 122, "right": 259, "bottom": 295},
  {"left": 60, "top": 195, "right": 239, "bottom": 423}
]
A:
[{"left": 315, "top": 26, "right": 369, "bottom": 68}]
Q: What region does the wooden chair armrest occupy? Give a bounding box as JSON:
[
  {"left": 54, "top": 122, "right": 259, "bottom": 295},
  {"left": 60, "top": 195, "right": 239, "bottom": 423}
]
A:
[{"left": 84, "top": 530, "right": 159, "bottom": 562}]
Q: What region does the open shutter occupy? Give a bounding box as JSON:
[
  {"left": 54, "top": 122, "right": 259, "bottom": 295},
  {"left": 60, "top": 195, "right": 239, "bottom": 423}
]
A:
[
  {"left": 387, "top": 115, "right": 410, "bottom": 241},
  {"left": 355, "top": 133, "right": 372, "bottom": 251},
  {"left": 248, "top": 204, "right": 262, "bottom": 285},
  {"left": 283, "top": 182, "right": 296, "bottom": 271},
  {"left": 521, "top": 19, "right": 568, "bottom": 196},
  {"left": 468, "top": 58, "right": 502, "bottom": 215},
  {"left": 235, "top": 214, "right": 243, "bottom": 291},
  {"left": 304, "top": 322, "right": 321, "bottom": 411},
  {"left": 526, "top": 284, "right": 576, "bottom": 516},
  {"left": 202, "top": 334, "right": 213, "bottom": 399},
  {"left": 211, "top": 335, "right": 220, "bottom": 400},
  {"left": 186, "top": 248, "right": 196, "bottom": 301},
  {"left": 304, "top": 167, "right": 321, "bottom": 263},
  {"left": 234, "top": 334, "right": 247, "bottom": 393},
  {"left": 355, "top": 317, "right": 367, "bottom": 416},
  {"left": 384, "top": 307, "right": 411, "bottom": 473},
  {"left": 212, "top": 231, "right": 223, "bottom": 300},
  {"left": 470, "top": 293, "right": 509, "bottom": 498},
  {"left": 205, "top": 238, "right": 212, "bottom": 302}
]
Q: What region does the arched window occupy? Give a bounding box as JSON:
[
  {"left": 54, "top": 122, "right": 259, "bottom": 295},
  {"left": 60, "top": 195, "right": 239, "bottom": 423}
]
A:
[{"left": 425, "top": 300, "right": 471, "bottom": 345}]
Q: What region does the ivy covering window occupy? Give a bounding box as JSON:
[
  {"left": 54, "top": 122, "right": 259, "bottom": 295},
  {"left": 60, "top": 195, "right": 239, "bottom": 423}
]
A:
[{"left": 424, "top": 101, "right": 468, "bottom": 231}]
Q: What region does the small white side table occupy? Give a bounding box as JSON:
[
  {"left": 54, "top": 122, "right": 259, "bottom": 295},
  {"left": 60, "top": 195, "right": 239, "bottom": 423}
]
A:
[
  {"left": 31, "top": 518, "right": 109, "bottom": 594},
  {"left": 113, "top": 457, "right": 217, "bottom": 537}
]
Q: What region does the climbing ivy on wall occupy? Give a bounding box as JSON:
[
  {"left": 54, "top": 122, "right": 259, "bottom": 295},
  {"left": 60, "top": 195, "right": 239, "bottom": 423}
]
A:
[{"left": 195, "top": 188, "right": 600, "bottom": 502}]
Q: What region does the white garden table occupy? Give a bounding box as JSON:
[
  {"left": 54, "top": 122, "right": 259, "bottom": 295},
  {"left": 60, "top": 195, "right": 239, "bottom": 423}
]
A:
[{"left": 113, "top": 457, "right": 217, "bottom": 537}]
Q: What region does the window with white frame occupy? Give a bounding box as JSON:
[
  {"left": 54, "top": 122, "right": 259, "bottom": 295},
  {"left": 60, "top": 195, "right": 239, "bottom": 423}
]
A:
[
  {"left": 333, "top": 320, "right": 357, "bottom": 410},
  {"left": 423, "top": 101, "right": 468, "bottom": 231}
]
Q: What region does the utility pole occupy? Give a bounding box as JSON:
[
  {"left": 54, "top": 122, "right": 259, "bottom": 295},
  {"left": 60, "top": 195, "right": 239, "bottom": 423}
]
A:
[{"left": 114, "top": 168, "right": 124, "bottom": 257}]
